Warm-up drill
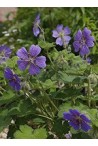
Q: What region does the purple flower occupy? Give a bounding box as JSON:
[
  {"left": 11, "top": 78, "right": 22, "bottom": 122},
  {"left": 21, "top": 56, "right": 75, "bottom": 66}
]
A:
[
  {"left": 52, "top": 24, "right": 71, "bottom": 46},
  {"left": 33, "top": 14, "right": 40, "bottom": 37},
  {"left": 0, "top": 45, "right": 11, "bottom": 64},
  {"left": 4, "top": 68, "right": 21, "bottom": 91},
  {"left": 17, "top": 45, "right": 46, "bottom": 75},
  {"left": 63, "top": 109, "right": 91, "bottom": 132},
  {"left": 73, "top": 27, "right": 94, "bottom": 56}
]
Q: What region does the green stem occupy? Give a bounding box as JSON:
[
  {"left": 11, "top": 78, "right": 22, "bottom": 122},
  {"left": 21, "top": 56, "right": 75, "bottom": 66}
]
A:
[
  {"left": 38, "top": 25, "right": 45, "bottom": 42},
  {"left": 33, "top": 113, "right": 53, "bottom": 121},
  {"left": 41, "top": 103, "right": 54, "bottom": 118},
  {"left": 88, "top": 78, "right": 91, "bottom": 107},
  {"left": 26, "top": 92, "right": 52, "bottom": 118},
  {"left": 36, "top": 76, "right": 59, "bottom": 112}
]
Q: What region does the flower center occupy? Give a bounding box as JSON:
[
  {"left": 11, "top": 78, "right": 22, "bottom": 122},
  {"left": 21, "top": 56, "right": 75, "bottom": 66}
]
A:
[
  {"left": 28, "top": 55, "right": 36, "bottom": 65},
  {"left": 59, "top": 31, "right": 64, "bottom": 38},
  {"left": 80, "top": 37, "right": 86, "bottom": 45},
  {"left": 75, "top": 116, "right": 82, "bottom": 124}
]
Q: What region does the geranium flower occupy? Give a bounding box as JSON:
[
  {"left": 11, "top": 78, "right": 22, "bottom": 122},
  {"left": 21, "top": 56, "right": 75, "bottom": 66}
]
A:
[
  {"left": 17, "top": 45, "right": 46, "bottom": 75},
  {"left": 52, "top": 24, "right": 71, "bottom": 46},
  {"left": 0, "top": 45, "right": 11, "bottom": 64},
  {"left": 33, "top": 14, "right": 40, "bottom": 37},
  {"left": 63, "top": 109, "right": 91, "bottom": 132},
  {"left": 73, "top": 27, "right": 94, "bottom": 56},
  {"left": 4, "top": 68, "right": 21, "bottom": 91}
]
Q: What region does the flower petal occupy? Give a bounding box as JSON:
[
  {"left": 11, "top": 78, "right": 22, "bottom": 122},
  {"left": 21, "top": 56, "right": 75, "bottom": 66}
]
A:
[
  {"left": 86, "top": 40, "right": 94, "bottom": 47},
  {"left": 73, "top": 41, "right": 80, "bottom": 52},
  {"left": 63, "top": 36, "right": 71, "bottom": 42},
  {"left": 29, "top": 45, "right": 41, "bottom": 57},
  {"left": 63, "top": 112, "right": 72, "bottom": 121},
  {"left": 74, "top": 30, "right": 82, "bottom": 41},
  {"left": 14, "top": 74, "right": 21, "bottom": 83},
  {"left": 9, "top": 80, "right": 21, "bottom": 91},
  {"left": 4, "top": 68, "right": 13, "bottom": 79},
  {"left": 29, "top": 64, "right": 40, "bottom": 75},
  {"left": 17, "top": 60, "right": 29, "bottom": 70},
  {"left": 56, "top": 37, "right": 63, "bottom": 46},
  {"left": 9, "top": 80, "right": 15, "bottom": 89},
  {"left": 80, "top": 114, "right": 91, "bottom": 123},
  {"left": 56, "top": 24, "right": 63, "bottom": 33},
  {"left": 0, "top": 45, "right": 5, "bottom": 52},
  {"left": 52, "top": 30, "right": 59, "bottom": 38},
  {"left": 81, "top": 121, "right": 91, "bottom": 132},
  {"left": 87, "top": 36, "right": 95, "bottom": 41},
  {"left": 14, "top": 83, "right": 21, "bottom": 91},
  {"left": 64, "top": 26, "right": 71, "bottom": 35},
  {"left": 35, "top": 14, "right": 40, "bottom": 22},
  {"left": 33, "top": 27, "right": 40, "bottom": 37},
  {"left": 83, "top": 27, "right": 91, "bottom": 37},
  {"left": 80, "top": 45, "right": 90, "bottom": 56},
  {"left": 69, "top": 121, "right": 79, "bottom": 130},
  {"left": 69, "top": 109, "right": 80, "bottom": 116},
  {"left": 36, "top": 56, "right": 46, "bottom": 68},
  {"left": 3, "top": 45, "right": 12, "bottom": 57},
  {"left": 17, "top": 47, "right": 28, "bottom": 60}
]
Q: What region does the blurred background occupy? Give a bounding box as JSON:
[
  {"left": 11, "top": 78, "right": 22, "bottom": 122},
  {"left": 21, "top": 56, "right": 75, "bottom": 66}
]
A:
[{"left": 0, "top": 7, "right": 17, "bottom": 22}]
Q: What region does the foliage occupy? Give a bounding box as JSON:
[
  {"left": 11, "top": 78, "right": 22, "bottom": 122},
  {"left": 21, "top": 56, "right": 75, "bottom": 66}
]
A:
[{"left": 0, "top": 8, "right": 98, "bottom": 139}]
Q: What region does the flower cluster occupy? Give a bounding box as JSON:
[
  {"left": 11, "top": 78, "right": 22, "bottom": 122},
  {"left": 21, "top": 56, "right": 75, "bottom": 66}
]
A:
[
  {"left": 0, "top": 45, "right": 11, "bottom": 64},
  {"left": 52, "top": 24, "right": 71, "bottom": 46},
  {"left": 17, "top": 45, "right": 46, "bottom": 75},
  {"left": 0, "top": 14, "right": 94, "bottom": 137},
  {"left": 32, "top": 15, "right": 94, "bottom": 63},
  {"left": 4, "top": 68, "right": 21, "bottom": 91},
  {"left": 63, "top": 109, "right": 91, "bottom": 132}
]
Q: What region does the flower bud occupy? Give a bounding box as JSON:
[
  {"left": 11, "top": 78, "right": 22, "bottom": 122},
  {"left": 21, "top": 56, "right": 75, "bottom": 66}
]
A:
[{"left": 88, "top": 73, "right": 98, "bottom": 87}]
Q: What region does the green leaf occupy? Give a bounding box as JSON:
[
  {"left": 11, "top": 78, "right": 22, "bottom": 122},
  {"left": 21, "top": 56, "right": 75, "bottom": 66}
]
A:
[
  {"left": 58, "top": 71, "right": 76, "bottom": 83},
  {"left": 0, "top": 90, "right": 15, "bottom": 106},
  {"left": 91, "top": 64, "right": 98, "bottom": 74},
  {"left": 87, "top": 109, "right": 98, "bottom": 127},
  {"left": 14, "top": 125, "right": 47, "bottom": 139},
  {"left": 6, "top": 56, "right": 18, "bottom": 68},
  {"left": 32, "top": 128, "right": 47, "bottom": 139},
  {"left": 38, "top": 40, "right": 55, "bottom": 50},
  {"left": 32, "top": 118, "right": 45, "bottom": 124},
  {"left": 14, "top": 125, "right": 34, "bottom": 139},
  {"left": 8, "top": 99, "right": 36, "bottom": 117},
  {"left": 42, "top": 79, "right": 56, "bottom": 90},
  {"left": 52, "top": 87, "right": 81, "bottom": 101},
  {"left": 52, "top": 119, "right": 69, "bottom": 138},
  {"left": 0, "top": 109, "right": 11, "bottom": 132}
]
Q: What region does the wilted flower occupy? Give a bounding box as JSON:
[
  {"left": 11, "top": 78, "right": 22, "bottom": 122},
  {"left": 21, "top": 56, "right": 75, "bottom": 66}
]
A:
[
  {"left": 52, "top": 24, "right": 71, "bottom": 46},
  {"left": 17, "top": 45, "right": 46, "bottom": 75},
  {"left": 33, "top": 14, "right": 40, "bottom": 37},
  {"left": 73, "top": 27, "right": 94, "bottom": 56},
  {"left": 4, "top": 68, "right": 21, "bottom": 91},
  {"left": 0, "top": 45, "right": 11, "bottom": 64},
  {"left": 63, "top": 109, "right": 91, "bottom": 132}
]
